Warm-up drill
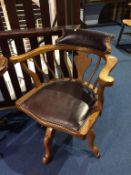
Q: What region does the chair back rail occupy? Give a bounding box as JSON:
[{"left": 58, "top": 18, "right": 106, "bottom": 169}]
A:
[{"left": 10, "top": 44, "right": 108, "bottom": 90}]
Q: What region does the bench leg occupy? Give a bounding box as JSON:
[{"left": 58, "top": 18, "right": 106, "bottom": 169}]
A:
[
  {"left": 87, "top": 128, "right": 100, "bottom": 158},
  {"left": 43, "top": 127, "right": 54, "bottom": 164}
]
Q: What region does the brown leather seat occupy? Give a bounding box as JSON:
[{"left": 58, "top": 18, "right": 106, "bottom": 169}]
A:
[{"left": 19, "top": 80, "right": 96, "bottom": 131}]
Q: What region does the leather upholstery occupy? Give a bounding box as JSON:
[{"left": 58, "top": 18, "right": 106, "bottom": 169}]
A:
[
  {"left": 20, "top": 80, "right": 96, "bottom": 131},
  {"left": 56, "top": 29, "right": 113, "bottom": 53}
]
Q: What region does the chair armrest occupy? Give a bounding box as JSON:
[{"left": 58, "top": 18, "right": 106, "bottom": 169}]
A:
[
  {"left": 99, "top": 55, "right": 118, "bottom": 87},
  {"left": 10, "top": 44, "right": 54, "bottom": 63}
]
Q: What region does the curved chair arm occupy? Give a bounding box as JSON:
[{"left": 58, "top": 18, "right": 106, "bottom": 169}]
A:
[
  {"left": 99, "top": 54, "right": 118, "bottom": 87},
  {"left": 10, "top": 44, "right": 103, "bottom": 63},
  {"left": 10, "top": 45, "right": 54, "bottom": 63}
]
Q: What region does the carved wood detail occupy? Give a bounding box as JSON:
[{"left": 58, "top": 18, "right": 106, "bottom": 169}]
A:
[{"left": 74, "top": 51, "right": 92, "bottom": 80}]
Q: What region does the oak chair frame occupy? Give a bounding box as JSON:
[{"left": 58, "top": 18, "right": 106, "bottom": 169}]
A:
[{"left": 10, "top": 44, "right": 117, "bottom": 164}]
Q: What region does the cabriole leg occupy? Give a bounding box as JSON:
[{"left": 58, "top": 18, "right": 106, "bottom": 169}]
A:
[
  {"left": 43, "top": 127, "right": 54, "bottom": 164},
  {"left": 87, "top": 128, "right": 100, "bottom": 158}
]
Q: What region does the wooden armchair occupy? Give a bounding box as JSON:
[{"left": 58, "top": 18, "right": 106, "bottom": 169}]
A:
[{"left": 10, "top": 29, "right": 117, "bottom": 164}]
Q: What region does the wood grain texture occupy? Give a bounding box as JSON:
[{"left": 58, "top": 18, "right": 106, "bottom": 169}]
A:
[
  {"left": 43, "top": 127, "right": 54, "bottom": 164},
  {"left": 39, "top": 0, "right": 51, "bottom": 27},
  {"left": 74, "top": 51, "right": 92, "bottom": 80},
  {"left": 63, "top": 0, "right": 80, "bottom": 25},
  {"left": 71, "top": 0, "right": 81, "bottom": 25},
  {"left": 10, "top": 45, "right": 104, "bottom": 63},
  {"left": 56, "top": 0, "right": 66, "bottom": 25},
  {"left": 0, "top": 28, "right": 61, "bottom": 40},
  {"left": 87, "top": 129, "right": 100, "bottom": 158},
  {"left": 99, "top": 54, "right": 118, "bottom": 86}
]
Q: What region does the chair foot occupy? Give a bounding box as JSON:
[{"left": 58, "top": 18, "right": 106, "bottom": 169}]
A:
[
  {"left": 87, "top": 129, "right": 100, "bottom": 158},
  {"left": 42, "top": 127, "right": 54, "bottom": 164}
]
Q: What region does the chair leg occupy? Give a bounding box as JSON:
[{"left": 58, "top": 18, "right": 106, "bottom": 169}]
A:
[
  {"left": 87, "top": 128, "right": 100, "bottom": 158},
  {"left": 116, "top": 24, "right": 125, "bottom": 46},
  {"left": 43, "top": 127, "right": 54, "bottom": 164}
]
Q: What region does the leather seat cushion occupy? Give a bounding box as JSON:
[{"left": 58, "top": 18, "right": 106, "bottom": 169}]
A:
[{"left": 20, "top": 81, "right": 96, "bottom": 131}]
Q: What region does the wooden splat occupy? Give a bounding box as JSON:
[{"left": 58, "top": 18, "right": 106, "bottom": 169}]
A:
[{"left": 74, "top": 51, "right": 92, "bottom": 80}]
